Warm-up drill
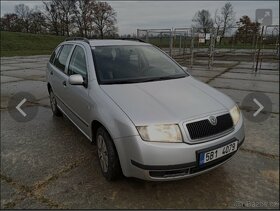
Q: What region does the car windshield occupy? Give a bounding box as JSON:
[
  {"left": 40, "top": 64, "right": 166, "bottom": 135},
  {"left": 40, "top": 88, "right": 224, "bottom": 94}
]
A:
[{"left": 92, "top": 45, "right": 188, "bottom": 84}]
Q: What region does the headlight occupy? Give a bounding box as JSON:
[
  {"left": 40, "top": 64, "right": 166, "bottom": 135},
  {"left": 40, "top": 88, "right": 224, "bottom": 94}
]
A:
[
  {"left": 136, "top": 124, "right": 182, "bottom": 142},
  {"left": 230, "top": 105, "right": 241, "bottom": 126}
]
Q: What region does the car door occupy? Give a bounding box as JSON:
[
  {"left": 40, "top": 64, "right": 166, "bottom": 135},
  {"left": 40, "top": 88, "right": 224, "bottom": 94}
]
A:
[
  {"left": 51, "top": 44, "right": 74, "bottom": 115},
  {"left": 64, "top": 45, "right": 91, "bottom": 138}
]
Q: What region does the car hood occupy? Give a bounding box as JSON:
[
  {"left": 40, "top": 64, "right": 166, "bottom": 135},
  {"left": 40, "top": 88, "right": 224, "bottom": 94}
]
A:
[{"left": 100, "top": 76, "right": 235, "bottom": 125}]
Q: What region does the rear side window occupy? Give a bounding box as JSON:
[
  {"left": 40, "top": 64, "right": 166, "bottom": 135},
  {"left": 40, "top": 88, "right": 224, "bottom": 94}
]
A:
[
  {"left": 49, "top": 46, "right": 61, "bottom": 64},
  {"left": 54, "top": 44, "right": 73, "bottom": 71},
  {"left": 68, "top": 46, "right": 87, "bottom": 78}
]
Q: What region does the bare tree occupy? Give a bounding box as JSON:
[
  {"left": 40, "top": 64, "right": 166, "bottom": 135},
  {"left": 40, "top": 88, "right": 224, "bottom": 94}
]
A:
[
  {"left": 43, "top": 1, "right": 60, "bottom": 35},
  {"left": 56, "top": 0, "right": 76, "bottom": 36},
  {"left": 192, "top": 10, "right": 213, "bottom": 36},
  {"left": 92, "top": 1, "right": 117, "bottom": 38},
  {"left": 73, "top": 0, "right": 95, "bottom": 37},
  {"left": 14, "top": 4, "right": 31, "bottom": 32},
  {"left": 236, "top": 15, "right": 260, "bottom": 43},
  {"left": 0, "top": 13, "right": 20, "bottom": 32},
  {"left": 1, "top": 0, "right": 119, "bottom": 38},
  {"left": 43, "top": 0, "right": 75, "bottom": 36},
  {"left": 214, "top": 9, "right": 223, "bottom": 33},
  {"left": 29, "top": 11, "right": 46, "bottom": 34},
  {"left": 216, "top": 3, "right": 235, "bottom": 38}
]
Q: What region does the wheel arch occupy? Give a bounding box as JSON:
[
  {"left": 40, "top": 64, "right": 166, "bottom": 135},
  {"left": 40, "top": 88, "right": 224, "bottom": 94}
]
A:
[
  {"left": 91, "top": 120, "right": 115, "bottom": 146},
  {"left": 91, "top": 120, "right": 124, "bottom": 175},
  {"left": 47, "top": 83, "right": 52, "bottom": 93}
]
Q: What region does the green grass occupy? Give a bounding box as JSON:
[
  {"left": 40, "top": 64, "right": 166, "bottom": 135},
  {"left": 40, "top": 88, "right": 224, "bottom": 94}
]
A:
[{"left": 0, "top": 31, "right": 66, "bottom": 57}]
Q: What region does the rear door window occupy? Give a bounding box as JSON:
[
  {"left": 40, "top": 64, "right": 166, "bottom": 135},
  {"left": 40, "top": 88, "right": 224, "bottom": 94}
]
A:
[
  {"left": 54, "top": 44, "right": 73, "bottom": 72},
  {"left": 49, "top": 46, "right": 61, "bottom": 64}
]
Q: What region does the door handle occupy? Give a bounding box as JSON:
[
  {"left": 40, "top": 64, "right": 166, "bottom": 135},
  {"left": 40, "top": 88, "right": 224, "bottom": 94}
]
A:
[{"left": 63, "top": 81, "right": 67, "bottom": 87}]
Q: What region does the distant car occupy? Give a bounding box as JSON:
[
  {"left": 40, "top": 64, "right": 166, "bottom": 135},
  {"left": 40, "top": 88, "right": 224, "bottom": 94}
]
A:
[{"left": 46, "top": 38, "right": 245, "bottom": 181}]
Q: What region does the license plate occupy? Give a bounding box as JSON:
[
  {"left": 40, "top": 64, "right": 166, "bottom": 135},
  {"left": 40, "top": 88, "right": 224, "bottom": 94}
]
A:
[{"left": 199, "top": 141, "right": 238, "bottom": 165}]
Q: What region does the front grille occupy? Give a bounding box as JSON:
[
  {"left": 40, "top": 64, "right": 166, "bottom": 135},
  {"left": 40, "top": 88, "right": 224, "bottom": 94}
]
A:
[{"left": 186, "top": 113, "right": 233, "bottom": 140}]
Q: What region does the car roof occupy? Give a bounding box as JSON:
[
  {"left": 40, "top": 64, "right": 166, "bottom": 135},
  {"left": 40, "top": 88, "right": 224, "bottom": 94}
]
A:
[
  {"left": 64, "top": 39, "right": 151, "bottom": 47},
  {"left": 89, "top": 39, "right": 151, "bottom": 47}
]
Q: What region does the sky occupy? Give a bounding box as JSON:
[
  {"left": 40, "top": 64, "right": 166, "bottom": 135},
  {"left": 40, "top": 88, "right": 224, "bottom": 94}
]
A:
[{"left": 1, "top": 1, "right": 279, "bottom": 35}]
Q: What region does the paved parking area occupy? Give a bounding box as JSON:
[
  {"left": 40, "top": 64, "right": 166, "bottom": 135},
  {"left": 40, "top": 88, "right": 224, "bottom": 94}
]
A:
[{"left": 1, "top": 55, "right": 279, "bottom": 209}]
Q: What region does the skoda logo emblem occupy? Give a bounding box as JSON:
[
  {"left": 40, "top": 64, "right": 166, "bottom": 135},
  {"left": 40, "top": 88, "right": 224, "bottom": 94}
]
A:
[{"left": 209, "top": 116, "right": 217, "bottom": 126}]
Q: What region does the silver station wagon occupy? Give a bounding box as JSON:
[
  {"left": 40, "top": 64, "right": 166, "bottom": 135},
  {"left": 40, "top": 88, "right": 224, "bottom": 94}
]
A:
[{"left": 46, "top": 38, "right": 245, "bottom": 181}]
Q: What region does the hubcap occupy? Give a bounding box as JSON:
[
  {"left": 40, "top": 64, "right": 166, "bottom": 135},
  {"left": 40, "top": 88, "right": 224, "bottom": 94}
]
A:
[{"left": 97, "top": 135, "right": 108, "bottom": 173}]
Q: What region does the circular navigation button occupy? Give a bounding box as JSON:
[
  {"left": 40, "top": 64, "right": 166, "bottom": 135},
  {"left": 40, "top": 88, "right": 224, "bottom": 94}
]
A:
[
  {"left": 8, "top": 92, "right": 38, "bottom": 122},
  {"left": 241, "top": 92, "right": 272, "bottom": 122}
]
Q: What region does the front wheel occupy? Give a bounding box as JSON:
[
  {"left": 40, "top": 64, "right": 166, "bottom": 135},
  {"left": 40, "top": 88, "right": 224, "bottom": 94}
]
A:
[{"left": 96, "top": 127, "right": 122, "bottom": 181}]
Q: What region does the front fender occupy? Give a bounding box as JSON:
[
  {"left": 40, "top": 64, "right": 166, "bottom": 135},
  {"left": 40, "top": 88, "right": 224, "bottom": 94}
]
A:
[{"left": 89, "top": 82, "right": 138, "bottom": 140}]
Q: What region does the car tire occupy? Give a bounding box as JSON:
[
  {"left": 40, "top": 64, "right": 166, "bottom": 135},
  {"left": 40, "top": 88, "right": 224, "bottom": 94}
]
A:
[
  {"left": 49, "top": 89, "right": 62, "bottom": 117},
  {"left": 96, "top": 127, "right": 122, "bottom": 181}
]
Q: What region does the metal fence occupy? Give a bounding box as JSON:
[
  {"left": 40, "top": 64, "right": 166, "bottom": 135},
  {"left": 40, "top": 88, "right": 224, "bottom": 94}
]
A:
[
  {"left": 137, "top": 29, "right": 173, "bottom": 55},
  {"left": 137, "top": 25, "right": 279, "bottom": 71}
]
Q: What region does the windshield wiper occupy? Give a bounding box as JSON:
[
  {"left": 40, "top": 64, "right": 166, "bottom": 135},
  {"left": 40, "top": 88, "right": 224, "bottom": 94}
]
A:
[
  {"left": 140, "top": 74, "right": 186, "bottom": 82},
  {"left": 101, "top": 78, "right": 150, "bottom": 84},
  {"left": 101, "top": 75, "right": 186, "bottom": 85}
]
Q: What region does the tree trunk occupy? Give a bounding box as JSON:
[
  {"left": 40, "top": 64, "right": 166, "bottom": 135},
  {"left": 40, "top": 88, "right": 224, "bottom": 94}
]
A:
[
  {"left": 54, "top": 23, "right": 59, "bottom": 35},
  {"left": 55, "top": 26, "right": 59, "bottom": 35},
  {"left": 26, "top": 21, "right": 29, "bottom": 33},
  {"left": 66, "top": 19, "right": 69, "bottom": 36},
  {"left": 100, "top": 28, "right": 103, "bottom": 39}
]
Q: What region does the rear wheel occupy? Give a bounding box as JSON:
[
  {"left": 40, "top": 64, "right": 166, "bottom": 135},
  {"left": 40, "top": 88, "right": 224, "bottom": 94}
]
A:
[
  {"left": 49, "top": 89, "right": 62, "bottom": 117},
  {"left": 96, "top": 127, "right": 122, "bottom": 181}
]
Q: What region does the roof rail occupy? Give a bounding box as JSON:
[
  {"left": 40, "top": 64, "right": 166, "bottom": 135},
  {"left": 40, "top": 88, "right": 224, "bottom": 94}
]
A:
[
  {"left": 120, "top": 38, "right": 146, "bottom": 43},
  {"left": 65, "top": 37, "right": 90, "bottom": 44}
]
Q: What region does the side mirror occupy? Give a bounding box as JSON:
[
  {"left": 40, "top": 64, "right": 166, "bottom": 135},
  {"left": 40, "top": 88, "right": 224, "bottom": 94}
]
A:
[
  {"left": 181, "top": 66, "right": 188, "bottom": 71},
  {"left": 69, "top": 74, "right": 84, "bottom": 85}
]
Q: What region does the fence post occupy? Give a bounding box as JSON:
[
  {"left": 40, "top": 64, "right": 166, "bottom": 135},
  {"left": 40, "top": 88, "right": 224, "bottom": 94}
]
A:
[
  {"left": 260, "top": 26, "right": 268, "bottom": 70},
  {"left": 255, "top": 26, "right": 265, "bottom": 72},
  {"left": 169, "top": 29, "right": 173, "bottom": 57},
  {"left": 183, "top": 32, "right": 187, "bottom": 55},
  {"left": 211, "top": 27, "right": 217, "bottom": 68},
  {"left": 208, "top": 28, "right": 216, "bottom": 70},
  {"left": 275, "top": 30, "right": 279, "bottom": 56},
  {"left": 179, "top": 35, "right": 182, "bottom": 54},
  {"left": 190, "top": 28, "right": 194, "bottom": 68},
  {"left": 252, "top": 33, "right": 257, "bottom": 70},
  {"left": 159, "top": 32, "right": 162, "bottom": 48}
]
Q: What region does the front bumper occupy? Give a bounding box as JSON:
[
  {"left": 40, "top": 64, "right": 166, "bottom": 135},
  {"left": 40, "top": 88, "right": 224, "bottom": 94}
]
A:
[{"left": 114, "top": 116, "right": 245, "bottom": 181}]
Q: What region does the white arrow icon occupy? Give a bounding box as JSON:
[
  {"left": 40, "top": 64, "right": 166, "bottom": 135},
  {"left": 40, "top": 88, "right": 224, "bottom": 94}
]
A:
[
  {"left": 16, "top": 98, "right": 27, "bottom": 117},
  {"left": 264, "top": 11, "right": 271, "bottom": 17},
  {"left": 253, "top": 98, "right": 264, "bottom": 117}
]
